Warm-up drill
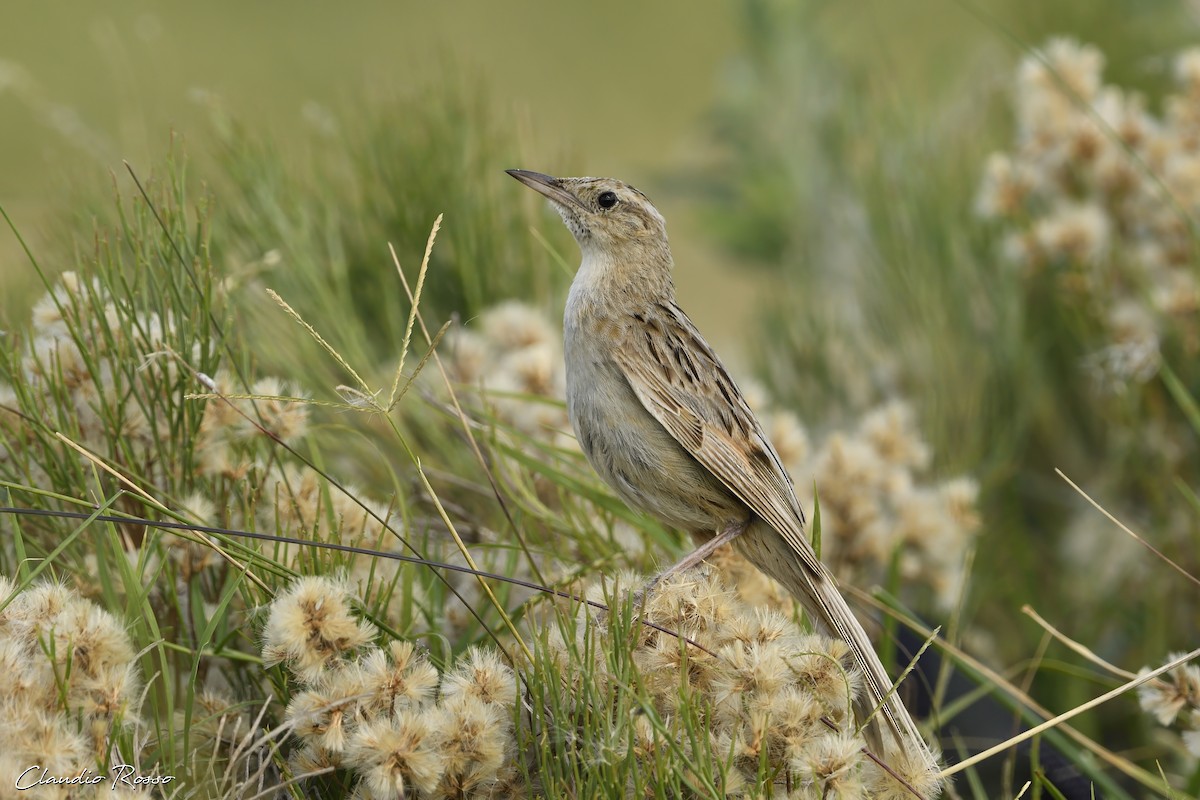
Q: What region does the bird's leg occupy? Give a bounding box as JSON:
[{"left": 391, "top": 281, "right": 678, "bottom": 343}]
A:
[{"left": 642, "top": 517, "right": 750, "bottom": 596}]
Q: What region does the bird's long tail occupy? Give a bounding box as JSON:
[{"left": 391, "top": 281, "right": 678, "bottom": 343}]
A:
[{"left": 735, "top": 521, "right": 941, "bottom": 795}]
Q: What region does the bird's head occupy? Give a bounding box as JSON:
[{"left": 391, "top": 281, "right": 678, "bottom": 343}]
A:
[{"left": 506, "top": 170, "right": 669, "bottom": 258}]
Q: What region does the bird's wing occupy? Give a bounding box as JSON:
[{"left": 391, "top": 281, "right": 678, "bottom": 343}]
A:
[
  {"left": 612, "top": 300, "right": 821, "bottom": 575},
  {"left": 615, "top": 301, "right": 941, "bottom": 774}
]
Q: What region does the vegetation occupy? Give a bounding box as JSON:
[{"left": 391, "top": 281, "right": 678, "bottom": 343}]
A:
[{"left": 1, "top": 2, "right": 1199, "bottom": 797}]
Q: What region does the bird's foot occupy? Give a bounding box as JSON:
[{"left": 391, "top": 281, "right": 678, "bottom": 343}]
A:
[{"left": 636, "top": 518, "right": 750, "bottom": 604}]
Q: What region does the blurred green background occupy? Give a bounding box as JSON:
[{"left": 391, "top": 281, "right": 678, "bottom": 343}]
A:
[
  {"left": 0, "top": 0, "right": 756, "bottom": 333},
  {"left": 3, "top": 0, "right": 1194, "bottom": 336}
]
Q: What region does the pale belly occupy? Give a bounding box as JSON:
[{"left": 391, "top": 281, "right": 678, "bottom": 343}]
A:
[{"left": 564, "top": 350, "right": 744, "bottom": 534}]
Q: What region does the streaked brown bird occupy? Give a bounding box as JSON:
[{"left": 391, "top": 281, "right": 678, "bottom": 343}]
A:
[{"left": 507, "top": 168, "right": 940, "bottom": 787}]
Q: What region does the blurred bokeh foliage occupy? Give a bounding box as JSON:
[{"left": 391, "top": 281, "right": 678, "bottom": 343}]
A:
[
  {"left": 203, "top": 82, "right": 573, "bottom": 377},
  {"left": 700, "top": 0, "right": 1200, "bottom": 742}
]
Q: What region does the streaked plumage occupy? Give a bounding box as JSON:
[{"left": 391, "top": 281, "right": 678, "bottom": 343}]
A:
[{"left": 507, "top": 169, "right": 939, "bottom": 782}]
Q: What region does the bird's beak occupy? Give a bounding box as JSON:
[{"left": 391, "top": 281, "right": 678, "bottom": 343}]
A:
[{"left": 506, "top": 169, "right": 589, "bottom": 212}]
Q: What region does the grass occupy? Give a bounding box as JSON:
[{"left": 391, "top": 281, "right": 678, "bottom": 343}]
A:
[
  {"left": 2, "top": 2, "right": 1200, "bottom": 797},
  {"left": 0, "top": 172, "right": 898, "bottom": 795}
]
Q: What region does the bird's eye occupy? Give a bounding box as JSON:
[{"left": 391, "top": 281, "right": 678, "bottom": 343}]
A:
[{"left": 597, "top": 191, "right": 618, "bottom": 209}]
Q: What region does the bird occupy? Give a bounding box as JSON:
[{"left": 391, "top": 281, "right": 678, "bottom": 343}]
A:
[{"left": 506, "top": 168, "right": 940, "bottom": 786}]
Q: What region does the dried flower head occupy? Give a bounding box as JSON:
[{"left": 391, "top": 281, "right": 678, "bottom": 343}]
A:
[
  {"left": 355, "top": 640, "right": 440, "bottom": 715},
  {"left": 479, "top": 300, "right": 555, "bottom": 350},
  {"left": 248, "top": 376, "right": 310, "bottom": 444},
  {"left": 976, "top": 152, "right": 1038, "bottom": 219},
  {"left": 286, "top": 679, "right": 367, "bottom": 755},
  {"left": 261, "top": 576, "right": 377, "bottom": 683},
  {"left": 792, "top": 730, "right": 866, "bottom": 799},
  {"left": 0, "top": 577, "right": 142, "bottom": 779},
  {"left": 434, "top": 695, "right": 510, "bottom": 796},
  {"left": 1138, "top": 653, "right": 1200, "bottom": 726},
  {"left": 1184, "top": 728, "right": 1200, "bottom": 759},
  {"left": 440, "top": 646, "right": 518, "bottom": 708},
  {"left": 345, "top": 712, "right": 445, "bottom": 798},
  {"left": 543, "top": 566, "right": 936, "bottom": 797},
  {"left": 443, "top": 328, "right": 490, "bottom": 384},
  {"left": 859, "top": 401, "right": 930, "bottom": 471},
  {"left": 1032, "top": 203, "right": 1111, "bottom": 266},
  {"left": 1017, "top": 38, "right": 1106, "bottom": 147}
]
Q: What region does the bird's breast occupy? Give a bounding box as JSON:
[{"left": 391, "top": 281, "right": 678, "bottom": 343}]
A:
[{"left": 563, "top": 308, "right": 743, "bottom": 533}]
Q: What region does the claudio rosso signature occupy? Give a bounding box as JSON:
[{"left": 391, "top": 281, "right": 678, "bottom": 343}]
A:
[{"left": 16, "top": 764, "right": 176, "bottom": 791}]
